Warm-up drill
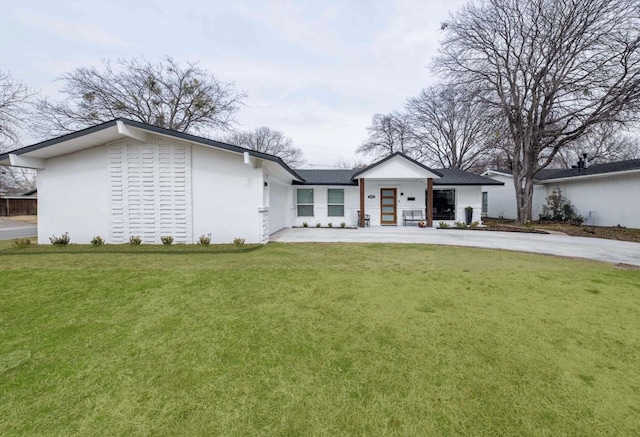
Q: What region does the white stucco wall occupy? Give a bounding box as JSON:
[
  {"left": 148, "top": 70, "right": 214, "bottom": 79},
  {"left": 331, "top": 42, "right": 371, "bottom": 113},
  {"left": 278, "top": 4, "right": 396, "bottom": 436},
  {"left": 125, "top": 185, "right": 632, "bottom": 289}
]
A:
[
  {"left": 38, "top": 146, "right": 109, "bottom": 244},
  {"left": 483, "top": 174, "right": 545, "bottom": 220},
  {"left": 542, "top": 173, "right": 640, "bottom": 228},
  {"left": 191, "top": 144, "right": 264, "bottom": 244},
  {"left": 268, "top": 178, "right": 291, "bottom": 234},
  {"left": 292, "top": 185, "right": 360, "bottom": 227}
]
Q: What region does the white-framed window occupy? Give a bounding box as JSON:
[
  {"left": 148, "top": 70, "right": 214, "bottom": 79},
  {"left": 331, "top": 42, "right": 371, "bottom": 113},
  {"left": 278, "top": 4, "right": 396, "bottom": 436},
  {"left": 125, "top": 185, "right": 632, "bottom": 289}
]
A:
[
  {"left": 327, "top": 189, "right": 344, "bottom": 217},
  {"left": 482, "top": 192, "right": 488, "bottom": 216},
  {"left": 297, "top": 188, "right": 314, "bottom": 216}
]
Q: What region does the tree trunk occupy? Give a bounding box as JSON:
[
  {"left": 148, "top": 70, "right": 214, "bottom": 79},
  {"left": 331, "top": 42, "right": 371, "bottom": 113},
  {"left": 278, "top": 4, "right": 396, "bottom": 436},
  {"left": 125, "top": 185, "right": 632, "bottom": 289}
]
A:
[{"left": 514, "top": 173, "right": 535, "bottom": 223}]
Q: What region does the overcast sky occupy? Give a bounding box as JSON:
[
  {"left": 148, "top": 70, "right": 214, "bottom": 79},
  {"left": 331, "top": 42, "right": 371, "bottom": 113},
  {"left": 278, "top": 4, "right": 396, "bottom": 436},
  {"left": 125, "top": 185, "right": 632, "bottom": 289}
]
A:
[{"left": 1, "top": 0, "right": 467, "bottom": 167}]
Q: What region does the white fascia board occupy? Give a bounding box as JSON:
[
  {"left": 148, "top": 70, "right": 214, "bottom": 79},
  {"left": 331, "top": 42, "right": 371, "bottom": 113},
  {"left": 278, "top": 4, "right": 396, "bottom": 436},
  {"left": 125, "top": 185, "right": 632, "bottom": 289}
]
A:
[
  {"left": 116, "top": 120, "right": 148, "bottom": 142},
  {"left": 9, "top": 154, "right": 45, "bottom": 169}
]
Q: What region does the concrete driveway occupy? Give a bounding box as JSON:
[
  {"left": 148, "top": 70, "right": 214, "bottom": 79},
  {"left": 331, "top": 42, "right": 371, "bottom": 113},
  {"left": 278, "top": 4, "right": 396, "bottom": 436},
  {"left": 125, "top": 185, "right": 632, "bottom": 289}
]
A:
[
  {"left": 0, "top": 218, "right": 37, "bottom": 240},
  {"left": 271, "top": 227, "right": 640, "bottom": 267}
]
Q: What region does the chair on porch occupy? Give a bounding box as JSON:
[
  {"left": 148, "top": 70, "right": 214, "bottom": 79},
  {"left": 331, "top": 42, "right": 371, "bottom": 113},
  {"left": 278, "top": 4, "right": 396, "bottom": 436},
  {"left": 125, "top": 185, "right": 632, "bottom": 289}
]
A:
[{"left": 357, "top": 210, "right": 370, "bottom": 227}]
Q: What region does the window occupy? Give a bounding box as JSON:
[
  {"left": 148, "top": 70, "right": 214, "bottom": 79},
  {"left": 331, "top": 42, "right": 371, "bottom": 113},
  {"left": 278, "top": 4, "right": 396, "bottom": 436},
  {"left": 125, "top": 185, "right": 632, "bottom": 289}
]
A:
[
  {"left": 297, "top": 189, "right": 314, "bottom": 216},
  {"left": 327, "top": 189, "right": 344, "bottom": 217},
  {"left": 482, "top": 192, "right": 488, "bottom": 216},
  {"left": 433, "top": 189, "right": 455, "bottom": 220}
]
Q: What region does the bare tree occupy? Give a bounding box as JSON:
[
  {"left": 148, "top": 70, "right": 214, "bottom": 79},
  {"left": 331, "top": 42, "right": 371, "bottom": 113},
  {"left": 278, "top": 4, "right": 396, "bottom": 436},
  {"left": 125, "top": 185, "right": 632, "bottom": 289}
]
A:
[
  {"left": 333, "top": 157, "right": 369, "bottom": 169},
  {"left": 357, "top": 112, "right": 415, "bottom": 159},
  {"left": 0, "top": 71, "right": 33, "bottom": 150},
  {"left": 36, "top": 57, "right": 245, "bottom": 137},
  {"left": 0, "top": 71, "right": 37, "bottom": 191},
  {"left": 225, "top": 127, "right": 306, "bottom": 167},
  {"left": 551, "top": 124, "right": 640, "bottom": 168},
  {"left": 406, "top": 84, "right": 494, "bottom": 171},
  {"left": 438, "top": 0, "right": 640, "bottom": 222}
]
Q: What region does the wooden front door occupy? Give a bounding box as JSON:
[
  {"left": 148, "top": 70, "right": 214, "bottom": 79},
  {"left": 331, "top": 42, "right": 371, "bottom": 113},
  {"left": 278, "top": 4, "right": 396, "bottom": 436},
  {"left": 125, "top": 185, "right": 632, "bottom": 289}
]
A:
[{"left": 380, "top": 188, "right": 397, "bottom": 225}]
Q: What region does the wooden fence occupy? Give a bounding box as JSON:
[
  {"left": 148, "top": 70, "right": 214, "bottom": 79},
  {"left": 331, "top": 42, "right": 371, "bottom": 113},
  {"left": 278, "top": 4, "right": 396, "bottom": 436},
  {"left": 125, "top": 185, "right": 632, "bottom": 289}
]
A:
[{"left": 0, "top": 197, "right": 38, "bottom": 216}]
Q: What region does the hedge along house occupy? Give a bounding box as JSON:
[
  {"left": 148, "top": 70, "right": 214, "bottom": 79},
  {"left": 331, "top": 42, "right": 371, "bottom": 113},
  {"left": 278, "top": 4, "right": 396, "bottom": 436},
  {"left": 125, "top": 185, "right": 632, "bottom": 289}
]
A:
[{"left": 0, "top": 119, "right": 503, "bottom": 244}]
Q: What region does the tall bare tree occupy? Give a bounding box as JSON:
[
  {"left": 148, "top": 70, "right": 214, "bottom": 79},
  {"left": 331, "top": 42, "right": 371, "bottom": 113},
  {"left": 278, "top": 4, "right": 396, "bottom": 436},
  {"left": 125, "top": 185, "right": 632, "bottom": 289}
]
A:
[
  {"left": 36, "top": 57, "right": 245, "bottom": 137},
  {"left": 551, "top": 124, "right": 640, "bottom": 168},
  {"left": 357, "top": 112, "right": 415, "bottom": 159},
  {"left": 406, "top": 84, "right": 494, "bottom": 171},
  {"left": 0, "top": 71, "right": 37, "bottom": 191},
  {"left": 225, "top": 127, "right": 306, "bottom": 167},
  {"left": 438, "top": 0, "right": 640, "bottom": 222},
  {"left": 333, "top": 157, "right": 369, "bottom": 169}
]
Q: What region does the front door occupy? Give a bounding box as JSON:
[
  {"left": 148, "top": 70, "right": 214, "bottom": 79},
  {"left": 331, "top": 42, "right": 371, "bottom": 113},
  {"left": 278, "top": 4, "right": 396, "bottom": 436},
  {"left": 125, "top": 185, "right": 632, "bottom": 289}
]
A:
[{"left": 380, "top": 188, "right": 397, "bottom": 225}]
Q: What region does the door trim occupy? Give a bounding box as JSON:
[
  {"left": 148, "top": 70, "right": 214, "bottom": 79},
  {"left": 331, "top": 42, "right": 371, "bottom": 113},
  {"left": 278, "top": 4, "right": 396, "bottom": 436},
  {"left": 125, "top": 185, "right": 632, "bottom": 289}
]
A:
[{"left": 380, "top": 188, "right": 397, "bottom": 225}]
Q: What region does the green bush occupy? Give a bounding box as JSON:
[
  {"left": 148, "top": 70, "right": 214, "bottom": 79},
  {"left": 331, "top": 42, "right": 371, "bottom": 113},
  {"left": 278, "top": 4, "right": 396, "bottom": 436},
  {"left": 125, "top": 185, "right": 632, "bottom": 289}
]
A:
[
  {"left": 438, "top": 222, "right": 450, "bottom": 229},
  {"left": 316, "top": 222, "right": 321, "bottom": 228},
  {"left": 90, "top": 236, "right": 105, "bottom": 246},
  {"left": 455, "top": 221, "right": 467, "bottom": 228},
  {"left": 50, "top": 232, "right": 70, "bottom": 245},
  {"left": 328, "top": 222, "right": 333, "bottom": 228},
  {"left": 539, "top": 188, "right": 584, "bottom": 225},
  {"left": 302, "top": 222, "right": 308, "bottom": 227},
  {"left": 11, "top": 238, "right": 32, "bottom": 248},
  {"left": 233, "top": 237, "right": 245, "bottom": 247},
  {"left": 470, "top": 221, "right": 480, "bottom": 228},
  {"left": 161, "top": 236, "right": 174, "bottom": 245},
  {"left": 340, "top": 222, "right": 346, "bottom": 228},
  {"left": 197, "top": 234, "right": 211, "bottom": 245},
  {"left": 129, "top": 236, "right": 142, "bottom": 245}
]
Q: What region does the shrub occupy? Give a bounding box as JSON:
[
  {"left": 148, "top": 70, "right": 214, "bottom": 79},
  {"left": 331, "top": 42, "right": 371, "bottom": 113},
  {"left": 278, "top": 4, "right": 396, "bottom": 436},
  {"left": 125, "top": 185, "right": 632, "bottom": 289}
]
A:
[
  {"left": 11, "top": 238, "right": 31, "bottom": 248},
  {"left": 198, "top": 234, "right": 211, "bottom": 245},
  {"left": 328, "top": 222, "right": 333, "bottom": 228},
  {"left": 129, "top": 235, "right": 142, "bottom": 245},
  {"left": 438, "top": 222, "right": 450, "bottom": 229},
  {"left": 455, "top": 221, "right": 467, "bottom": 228},
  {"left": 233, "top": 237, "right": 245, "bottom": 247},
  {"left": 340, "top": 222, "right": 346, "bottom": 228},
  {"left": 469, "top": 221, "right": 480, "bottom": 228},
  {"left": 539, "top": 188, "right": 584, "bottom": 225},
  {"left": 316, "top": 222, "right": 321, "bottom": 228},
  {"left": 50, "top": 232, "right": 70, "bottom": 245},
  {"left": 90, "top": 236, "right": 105, "bottom": 246},
  {"left": 302, "top": 222, "right": 308, "bottom": 227},
  {"left": 161, "top": 235, "right": 174, "bottom": 245}
]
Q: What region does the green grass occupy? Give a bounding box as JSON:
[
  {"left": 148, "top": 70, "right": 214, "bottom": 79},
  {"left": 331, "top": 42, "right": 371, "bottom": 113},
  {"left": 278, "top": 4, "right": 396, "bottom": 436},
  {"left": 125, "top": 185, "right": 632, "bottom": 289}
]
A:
[{"left": 1, "top": 243, "right": 639, "bottom": 436}]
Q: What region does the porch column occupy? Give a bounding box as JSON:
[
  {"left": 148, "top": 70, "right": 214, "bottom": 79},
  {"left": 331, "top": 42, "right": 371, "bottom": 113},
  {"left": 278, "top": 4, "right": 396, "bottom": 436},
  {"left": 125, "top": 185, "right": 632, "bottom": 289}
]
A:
[
  {"left": 359, "top": 178, "right": 365, "bottom": 227},
  {"left": 427, "top": 178, "right": 433, "bottom": 227}
]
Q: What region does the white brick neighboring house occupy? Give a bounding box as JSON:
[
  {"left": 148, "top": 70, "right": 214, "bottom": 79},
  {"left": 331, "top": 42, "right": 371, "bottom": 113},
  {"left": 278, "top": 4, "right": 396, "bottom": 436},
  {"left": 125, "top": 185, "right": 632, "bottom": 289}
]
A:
[
  {"left": 0, "top": 119, "right": 503, "bottom": 244},
  {"left": 482, "top": 159, "right": 640, "bottom": 228}
]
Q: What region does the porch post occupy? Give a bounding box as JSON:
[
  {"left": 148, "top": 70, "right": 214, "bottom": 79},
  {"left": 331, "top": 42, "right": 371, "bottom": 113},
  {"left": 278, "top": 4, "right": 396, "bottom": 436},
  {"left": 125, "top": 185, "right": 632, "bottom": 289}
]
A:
[
  {"left": 427, "top": 178, "right": 433, "bottom": 227},
  {"left": 359, "top": 178, "right": 365, "bottom": 227}
]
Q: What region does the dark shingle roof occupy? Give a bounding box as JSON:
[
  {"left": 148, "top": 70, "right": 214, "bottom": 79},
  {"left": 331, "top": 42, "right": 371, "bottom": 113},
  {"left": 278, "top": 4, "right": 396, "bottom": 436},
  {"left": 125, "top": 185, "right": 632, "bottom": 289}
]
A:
[
  {"left": 293, "top": 169, "right": 358, "bottom": 185},
  {"left": 433, "top": 168, "right": 503, "bottom": 185},
  {"left": 293, "top": 167, "right": 504, "bottom": 186},
  {"left": 488, "top": 159, "right": 640, "bottom": 181},
  {"left": 535, "top": 159, "right": 640, "bottom": 180}
]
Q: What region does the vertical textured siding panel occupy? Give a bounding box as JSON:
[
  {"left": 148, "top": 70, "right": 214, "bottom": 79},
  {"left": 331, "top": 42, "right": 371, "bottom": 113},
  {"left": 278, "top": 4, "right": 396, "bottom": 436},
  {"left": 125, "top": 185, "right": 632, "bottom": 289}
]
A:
[{"left": 108, "top": 141, "right": 193, "bottom": 244}]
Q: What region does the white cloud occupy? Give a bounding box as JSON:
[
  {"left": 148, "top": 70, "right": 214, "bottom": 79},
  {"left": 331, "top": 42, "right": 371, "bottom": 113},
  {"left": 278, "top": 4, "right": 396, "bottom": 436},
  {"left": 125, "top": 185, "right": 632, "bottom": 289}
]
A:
[{"left": 18, "top": 13, "right": 130, "bottom": 47}]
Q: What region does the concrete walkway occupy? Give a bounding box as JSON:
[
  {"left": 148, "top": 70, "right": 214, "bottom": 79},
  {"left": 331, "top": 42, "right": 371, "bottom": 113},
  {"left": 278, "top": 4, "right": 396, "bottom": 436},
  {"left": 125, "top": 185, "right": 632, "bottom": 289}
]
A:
[
  {"left": 0, "top": 218, "right": 37, "bottom": 240},
  {"left": 271, "top": 227, "right": 640, "bottom": 266}
]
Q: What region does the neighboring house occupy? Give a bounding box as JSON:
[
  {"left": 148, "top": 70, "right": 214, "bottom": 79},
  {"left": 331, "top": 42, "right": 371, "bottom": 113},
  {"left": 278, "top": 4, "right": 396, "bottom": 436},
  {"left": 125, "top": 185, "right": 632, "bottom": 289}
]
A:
[
  {"left": 482, "top": 159, "right": 640, "bottom": 228},
  {"left": 0, "top": 188, "right": 37, "bottom": 217},
  {"left": 0, "top": 119, "right": 502, "bottom": 244}
]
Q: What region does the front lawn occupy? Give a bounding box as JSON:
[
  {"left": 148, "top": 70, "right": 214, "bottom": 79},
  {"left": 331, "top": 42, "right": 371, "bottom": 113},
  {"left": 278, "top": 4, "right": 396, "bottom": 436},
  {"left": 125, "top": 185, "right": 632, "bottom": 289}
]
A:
[{"left": 1, "top": 243, "right": 639, "bottom": 435}]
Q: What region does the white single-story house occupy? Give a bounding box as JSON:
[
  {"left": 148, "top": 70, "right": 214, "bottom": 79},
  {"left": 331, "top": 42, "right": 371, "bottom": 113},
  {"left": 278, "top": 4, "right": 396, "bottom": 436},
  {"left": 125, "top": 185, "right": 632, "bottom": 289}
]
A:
[
  {"left": 0, "top": 119, "right": 503, "bottom": 244},
  {"left": 482, "top": 159, "right": 640, "bottom": 228}
]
